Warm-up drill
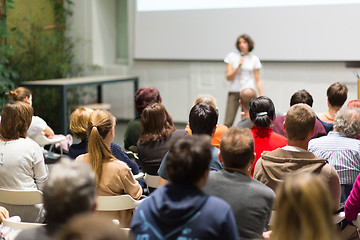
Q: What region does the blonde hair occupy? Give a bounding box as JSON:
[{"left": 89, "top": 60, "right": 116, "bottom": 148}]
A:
[
  {"left": 70, "top": 107, "right": 94, "bottom": 140},
  {"left": 193, "top": 94, "right": 217, "bottom": 107},
  {"left": 87, "top": 110, "right": 116, "bottom": 186},
  {"left": 271, "top": 173, "right": 339, "bottom": 240},
  {"left": 7, "top": 87, "right": 31, "bottom": 102}
]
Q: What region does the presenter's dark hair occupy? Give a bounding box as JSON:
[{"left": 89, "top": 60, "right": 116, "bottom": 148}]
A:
[
  {"left": 249, "top": 96, "right": 275, "bottom": 127},
  {"left": 166, "top": 136, "right": 211, "bottom": 185},
  {"left": 290, "top": 90, "right": 313, "bottom": 107},
  {"left": 189, "top": 103, "right": 218, "bottom": 136},
  {"left": 236, "top": 34, "right": 255, "bottom": 52}
]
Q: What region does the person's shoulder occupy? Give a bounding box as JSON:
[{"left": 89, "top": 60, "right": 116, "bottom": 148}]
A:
[{"left": 249, "top": 177, "right": 275, "bottom": 196}]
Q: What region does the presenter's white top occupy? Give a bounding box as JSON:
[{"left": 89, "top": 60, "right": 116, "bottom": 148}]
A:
[{"left": 224, "top": 52, "right": 262, "bottom": 93}]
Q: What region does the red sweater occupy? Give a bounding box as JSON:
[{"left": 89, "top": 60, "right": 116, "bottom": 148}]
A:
[{"left": 251, "top": 126, "right": 287, "bottom": 177}]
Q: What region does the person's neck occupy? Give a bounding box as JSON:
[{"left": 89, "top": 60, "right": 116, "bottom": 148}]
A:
[
  {"left": 327, "top": 106, "right": 341, "bottom": 120},
  {"left": 242, "top": 109, "right": 250, "bottom": 119},
  {"left": 223, "top": 166, "right": 250, "bottom": 176},
  {"left": 286, "top": 139, "right": 308, "bottom": 151}
]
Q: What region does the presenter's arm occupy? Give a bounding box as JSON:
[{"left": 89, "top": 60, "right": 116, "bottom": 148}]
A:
[
  {"left": 226, "top": 57, "right": 244, "bottom": 81},
  {"left": 254, "top": 69, "right": 263, "bottom": 96}
]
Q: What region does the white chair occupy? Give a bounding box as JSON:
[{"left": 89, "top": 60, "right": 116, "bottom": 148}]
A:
[
  {"left": 2, "top": 216, "right": 45, "bottom": 231},
  {"left": 133, "top": 172, "right": 145, "bottom": 180},
  {"left": 352, "top": 213, "right": 360, "bottom": 228},
  {"left": 32, "top": 134, "right": 66, "bottom": 162},
  {"left": 0, "top": 188, "right": 43, "bottom": 205},
  {"left": 144, "top": 173, "right": 160, "bottom": 189},
  {"left": 96, "top": 194, "right": 144, "bottom": 211}
]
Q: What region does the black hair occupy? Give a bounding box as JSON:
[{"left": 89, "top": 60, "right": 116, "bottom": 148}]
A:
[
  {"left": 189, "top": 103, "right": 218, "bottom": 136},
  {"left": 249, "top": 96, "right": 275, "bottom": 127}
]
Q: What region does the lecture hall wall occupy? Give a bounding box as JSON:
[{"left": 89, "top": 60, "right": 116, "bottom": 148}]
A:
[{"left": 70, "top": 0, "right": 358, "bottom": 124}]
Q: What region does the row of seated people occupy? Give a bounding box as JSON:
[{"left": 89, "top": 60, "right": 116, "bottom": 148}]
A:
[{"left": 0, "top": 83, "right": 360, "bottom": 239}]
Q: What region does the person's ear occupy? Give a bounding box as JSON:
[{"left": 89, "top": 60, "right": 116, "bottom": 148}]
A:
[
  {"left": 218, "top": 151, "right": 223, "bottom": 163},
  {"left": 283, "top": 121, "right": 287, "bottom": 133}
]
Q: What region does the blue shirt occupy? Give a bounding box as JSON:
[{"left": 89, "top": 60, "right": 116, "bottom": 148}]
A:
[{"left": 309, "top": 131, "right": 360, "bottom": 185}]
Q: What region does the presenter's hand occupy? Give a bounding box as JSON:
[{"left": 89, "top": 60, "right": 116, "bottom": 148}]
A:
[{"left": 238, "top": 56, "right": 244, "bottom": 67}]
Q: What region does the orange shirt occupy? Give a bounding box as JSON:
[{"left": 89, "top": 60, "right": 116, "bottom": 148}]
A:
[{"left": 185, "top": 124, "right": 228, "bottom": 148}]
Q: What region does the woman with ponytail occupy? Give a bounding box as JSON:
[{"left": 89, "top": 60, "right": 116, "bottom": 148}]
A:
[
  {"left": 75, "top": 110, "right": 142, "bottom": 227},
  {"left": 249, "top": 96, "right": 287, "bottom": 177}
]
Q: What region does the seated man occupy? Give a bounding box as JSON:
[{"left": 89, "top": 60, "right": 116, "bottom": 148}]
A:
[
  {"left": 317, "top": 82, "right": 348, "bottom": 133},
  {"left": 254, "top": 104, "right": 340, "bottom": 211},
  {"left": 236, "top": 88, "right": 257, "bottom": 129},
  {"left": 158, "top": 103, "right": 223, "bottom": 185},
  {"left": 15, "top": 159, "right": 96, "bottom": 240},
  {"left": 131, "top": 136, "right": 239, "bottom": 240},
  {"left": 309, "top": 107, "right": 360, "bottom": 203},
  {"left": 272, "top": 89, "right": 326, "bottom": 139},
  {"left": 203, "top": 127, "right": 274, "bottom": 239}
]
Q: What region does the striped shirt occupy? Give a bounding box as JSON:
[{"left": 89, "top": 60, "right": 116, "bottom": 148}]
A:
[{"left": 308, "top": 131, "right": 360, "bottom": 185}]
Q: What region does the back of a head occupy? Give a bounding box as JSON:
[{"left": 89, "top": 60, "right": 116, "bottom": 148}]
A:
[
  {"left": 189, "top": 102, "right": 218, "bottom": 136},
  {"left": 43, "top": 159, "right": 96, "bottom": 226},
  {"left": 220, "top": 127, "right": 254, "bottom": 169},
  {"left": 7, "top": 87, "right": 31, "bottom": 102},
  {"left": 240, "top": 88, "right": 257, "bottom": 109},
  {"left": 290, "top": 90, "right": 313, "bottom": 107},
  {"left": 347, "top": 100, "right": 360, "bottom": 108},
  {"left": 139, "top": 103, "right": 174, "bottom": 143},
  {"left": 333, "top": 107, "right": 360, "bottom": 138},
  {"left": 249, "top": 96, "right": 275, "bottom": 127},
  {"left": 327, "top": 82, "right": 348, "bottom": 107},
  {"left": 87, "top": 110, "right": 116, "bottom": 186},
  {"left": 0, "top": 101, "right": 33, "bottom": 140},
  {"left": 193, "top": 94, "right": 217, "bottom": 108},
  {"left": 272, "top": 172, "right": 338, "bottom": 240},
  {"left": 285, "top": 104, "right": 316, "bottom": 141},
  {"left": 70, "top": 107, "right": 94, "bottom": 140},
  {"left": 135, "top": 88, "right": 162, "bottom": 117},
  {"left": 54, "top": 213, "right": 127, "bottom": 240},
  {"left": 166, "top": 135, "right": 212, "bottom": 185}
]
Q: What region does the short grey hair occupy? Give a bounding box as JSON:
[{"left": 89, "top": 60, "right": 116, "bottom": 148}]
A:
[
  {"left": 334, "top": 107, "right": 360, "bottom": 138},
  {"left": 43, "top": 158, "right": 96, "bottom": 225}
]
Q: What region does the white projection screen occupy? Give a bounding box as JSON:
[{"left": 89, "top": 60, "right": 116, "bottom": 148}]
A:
[{"left": 134, "top": 1, "right": 360, "bottom": 61}]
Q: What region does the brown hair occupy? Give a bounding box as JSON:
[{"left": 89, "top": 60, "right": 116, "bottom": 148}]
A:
[
  {"left": 220, "top": 128, "right": 254, "bottom": 169},
  {"left": 285, "top": 104, "right": 316, "bottom": 141},
  {"left": 271, "top": 173, "right": 339, "bottom": 240},
  {"left": 193, "top": 94, "right": 217, "bottom": 107},
  {"left": 0, "top": 101, "right": 33, "bottom": 140},
  {"left": 7, "top": 87, "right": 31, "bottom": 102},
  {"left": 138, "top": 103, "right": 175, "bottom": 143},
  {"left": 236, "top": 34, "right": 255, "bottom": 52},
  {"left": 290, "top": 89, "right": 313, "bottom": 107},
  {"left": 87, "top": 110, "right": 116, "bottom": 186},
  {"left": 327, "top": 82, "right": 348, "bottom": 107},
  {"left": 69, "top": 107, "right": 94, "bottom": 140},
  {"left": 135, "top": 88, "right": 162, "bottom": 117}
]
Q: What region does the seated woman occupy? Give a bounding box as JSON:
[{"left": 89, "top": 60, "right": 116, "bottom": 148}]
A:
[
  {"left": 75, "top": 109, "right": 142, "bottom": 227},
  {"left": 184, "top": 94, "right": 228, "bottom": 148},
  {"left": 124, "top": 88, "right": 162, "bottom": 152},
  {"left": 270, "top": 173, "right": 339, "bottom": 240},
  {"left": 0, "top": 101, "right": 48, "bottom": 222},
  {"left": 7, "top": 87, "right": 72, "bottom": 152},
  {"left": 69, "top": 107, "right": 141, "bottom": 178},
  {"left": 137, "top": 103, "right": 188, "bottom": 175},
  {"left": 249, "top": 96, "right": 287, "bottom": 177}
]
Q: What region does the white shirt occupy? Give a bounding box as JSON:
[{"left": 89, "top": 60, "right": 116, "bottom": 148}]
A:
[
  {"left": 27, "top": 116, "right": 47, "bottom": 138},
  {"left": 224, "top": 52, "right": 262, "bottom": 92}
]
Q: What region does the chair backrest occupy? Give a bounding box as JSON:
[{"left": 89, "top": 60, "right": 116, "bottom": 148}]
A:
[
  {"left": 352, "top": 213, "right": 360, "bottom": 228},
  {"left": 0, "top": 188, "right": 43, "bottom": 205},
  {"left": 144, "top": 173, "right": 160, "bottom": 189},
  {"left": 31, "top": 133, "right": 66, "bottom": 147},
  {"left": 2, "top": 216, "right": 45, "bottom": 231},
  {"left": 96, "top": 195, "right": 143, "bottom": 211}
]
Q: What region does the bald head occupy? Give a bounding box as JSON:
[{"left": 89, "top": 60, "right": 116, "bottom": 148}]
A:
[{"left": 240, "top": 88, "right": 257, "bottom": 109}]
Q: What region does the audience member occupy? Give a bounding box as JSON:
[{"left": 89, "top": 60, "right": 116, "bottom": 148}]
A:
[
  {"left": 124, "top": 87, "right": 162, "bottom": 152},
  {"left": 309, "top": 107, "right": 360, "bottom": 203},
  {"left": 270, "top": 172, "right": 339, "bottom": 240},
  {"left": 347, "top": 100, "right": 360, "bottom": 108},
  {"left": 69, "top": 107, "right": 141, "bottom": 177},
  {"left": 317, "top": 82, "right": 348, "bottom": 133},
  {"left": 137, "top": 103, "right": 187, "bottom": 175},
  {"left": 131, "top": 136, "right": 239, "bottom": 240},
  {"left": 236, "top": 88, "right": 257, "bottom": 129},
  {"left": 254, "top": 104, "right": 340, "bottom": 211},
  {"left": 76, "top": 110, "right": 142, "bottom": 226},
  {"left": 158, "top": 103, "right": 223, "bottom": 184},
  {"left": 272, "top": 89, "right": 326, "bottom": 138},
  {"left": 54, "top": 213, "right": 127, "bottom": 240},
  {"left": 185, "top": 94, "right": 228, "bottom": 148},
  {"left": 0, "top": 101, "right": 47, "bottom": 223},
  {"left": 203, "top": 127, "right": 274, "bottom": 239},
  {"left": 249, "top": 96, "right": 287, "bottom": 176},
  {"left": 15, "top": 159, "right": 96, "bottom": 240}
]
